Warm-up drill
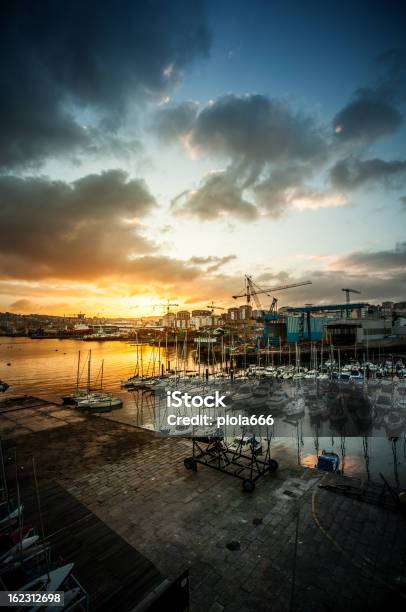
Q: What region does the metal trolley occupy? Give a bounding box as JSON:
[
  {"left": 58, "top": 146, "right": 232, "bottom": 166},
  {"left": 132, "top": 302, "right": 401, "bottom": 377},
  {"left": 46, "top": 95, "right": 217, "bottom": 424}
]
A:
[{"left": 183, "top": 432, "right": 279, "bottom": 492}]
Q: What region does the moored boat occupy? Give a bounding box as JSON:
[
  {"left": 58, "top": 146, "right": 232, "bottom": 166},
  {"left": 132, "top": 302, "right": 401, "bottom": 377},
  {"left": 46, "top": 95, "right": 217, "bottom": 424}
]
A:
[{"left": 75, "top": 392, "right": 122, "bottom": 411}]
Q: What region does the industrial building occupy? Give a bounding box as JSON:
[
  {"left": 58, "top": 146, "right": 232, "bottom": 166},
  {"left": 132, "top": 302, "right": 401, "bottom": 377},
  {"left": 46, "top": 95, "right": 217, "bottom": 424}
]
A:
[{"left": 325, "top": 318, "right": 393, "bottom": 345}]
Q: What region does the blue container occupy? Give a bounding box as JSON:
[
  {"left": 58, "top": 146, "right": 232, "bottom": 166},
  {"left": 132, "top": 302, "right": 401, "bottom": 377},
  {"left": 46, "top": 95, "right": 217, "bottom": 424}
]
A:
[{"left": 316, "top": 452, "right": 340, "bottom": 472}]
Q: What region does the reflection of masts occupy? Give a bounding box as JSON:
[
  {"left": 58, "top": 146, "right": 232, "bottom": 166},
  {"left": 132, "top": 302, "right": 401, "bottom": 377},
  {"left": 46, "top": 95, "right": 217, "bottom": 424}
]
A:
[
  {"left": 140, "top": 342, "right": 144, "bottom": 377},
  {"left": 391, "top": 438, "right": 400, "bottom": 489},
  {"left": 295, "top": 420, "right": 301, "bottom": 466},
  {"left": 340, "top": 430, "right": 346, "bottom": 475},
  {"left": 320, "top": 337, "right": 323, "bottom": 370},
  {"left": 313, "top": 421, "right": 320, "bottom": 459},
  {"left": 76, "top": 350, "right": 81, "bottom": 392},
  {"left": 87, "top": 349, "right": 92, "bottom": 392},
  {"left": 362, "top": 435, "right": 370, "bottom": 482}
]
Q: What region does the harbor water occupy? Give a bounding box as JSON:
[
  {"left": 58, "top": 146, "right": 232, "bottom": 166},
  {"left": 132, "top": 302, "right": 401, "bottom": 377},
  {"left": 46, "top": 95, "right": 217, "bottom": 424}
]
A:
[{"left": 1, "top": 336, "right": 405, "bottom": 487}]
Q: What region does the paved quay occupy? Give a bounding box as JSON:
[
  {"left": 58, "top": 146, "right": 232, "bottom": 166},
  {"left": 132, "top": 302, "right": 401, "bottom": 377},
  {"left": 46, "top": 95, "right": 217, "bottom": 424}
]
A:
[{"left": 2, "top": 398, "right": 405, "bottom": 612}]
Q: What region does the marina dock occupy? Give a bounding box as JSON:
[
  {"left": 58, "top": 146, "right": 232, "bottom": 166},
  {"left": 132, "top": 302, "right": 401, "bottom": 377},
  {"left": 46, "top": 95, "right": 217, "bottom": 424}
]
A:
[{"left": 1, "top": 395, "right": 405, "bottom": 611}]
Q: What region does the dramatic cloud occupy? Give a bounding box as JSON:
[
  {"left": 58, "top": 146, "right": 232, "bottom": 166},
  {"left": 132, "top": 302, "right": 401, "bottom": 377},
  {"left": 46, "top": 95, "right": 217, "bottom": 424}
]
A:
[
  {"left": 331, "top": 157, "right": 406, "bottom": 189},
  {"left": 329, "top": 242, "right": 406, "bottom": 273},
  {"left": 171, "top": 171, "right": 259, "bottom": 220},
  {"left": 239, "top": 257, "right": 406, "bottom": 306},
  {"left": 333, "top": 89, "right": 402, "bottom": 144},
  {"left": 333, "top": 49, "right": 406, "bottom": 144},
  {"left": 254, "top": 165, "right": 348, "bottom": 214},
  {"left": 152, "top": 102, "right": 199, "bottom": 143},
  {"left": 0, "top": 0, "right": 210, "bottom": 169},
  {"left": 0, "top": 170, "right": 157, "bottom": 280},
  {"left": 188, "top": 255, "right": 237, "bottom": 272},
  {"left": 295, "top": 270, "right": 406, "bottom": 305},
  {"left": 164, "top": 94, "right": 329, "bottom": 220},
  {"left": 175, "top": 94, "right": 328, "bottom": 184}
]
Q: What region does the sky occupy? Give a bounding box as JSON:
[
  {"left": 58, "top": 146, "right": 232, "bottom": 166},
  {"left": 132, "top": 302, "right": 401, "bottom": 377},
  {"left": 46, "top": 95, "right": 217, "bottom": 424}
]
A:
[{"left": 1, "top": 0, "right": 406, "bottom": 317}]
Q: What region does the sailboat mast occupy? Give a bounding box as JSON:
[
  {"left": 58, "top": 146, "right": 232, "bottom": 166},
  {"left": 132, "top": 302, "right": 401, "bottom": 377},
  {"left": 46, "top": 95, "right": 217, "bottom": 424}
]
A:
[
  {"left": 0, "top": 440, "right": 9, "bottom": 512},
  {"left": 87, "top": 350, "right": 91, "bottom": 392},
  {"left": 100, "top": 359, "right": 104, "bottom": 390},
  {"left": 32, "top": 457, "right": 50, "bottom": 579},
  {"left": 184, "top": 330, "right": 187, "bottom": 377},
  {"left": 76, "top": 350, "right": 81, "bottom": 392}
]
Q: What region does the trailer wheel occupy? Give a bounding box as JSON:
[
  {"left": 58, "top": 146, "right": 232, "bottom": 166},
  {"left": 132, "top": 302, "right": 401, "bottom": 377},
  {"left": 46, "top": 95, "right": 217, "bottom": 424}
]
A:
[
  {"left": 184, "top": 457, "right": 197, "bottom": 471},
  {"left": 242, "top": 479, "right": 255, "bottom": 493},
  {"left": 269, "top": 459, "right": 279, "bottom": 473}
]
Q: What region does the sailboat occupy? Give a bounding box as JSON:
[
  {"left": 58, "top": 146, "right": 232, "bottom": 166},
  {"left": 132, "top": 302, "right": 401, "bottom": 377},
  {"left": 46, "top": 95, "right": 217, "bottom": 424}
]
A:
[
  {"left": 0, "top": 499, "right": 23, "bottom": 529},
  {"left": 61, "top": 350, "right": 89, "bottom": 404},
  {"left": 75, "top": 358, "right": 123, "bottom": 412}
]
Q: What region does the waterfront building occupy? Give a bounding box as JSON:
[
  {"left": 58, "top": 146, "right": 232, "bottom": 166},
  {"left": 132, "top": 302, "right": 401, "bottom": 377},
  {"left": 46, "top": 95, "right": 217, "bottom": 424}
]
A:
[
  {"left": 238, "top": 304, "right": 252, "bottom": 320},
  {"left": 227, "top": 307, "right": 239, "bottom": 321},
  {"left": 325, "top": 318, "right": 393, "bottom": 345},
  {"left": 162, "top": 312, "right": 176, "bottom": 328},
  {"left": 176, "top": 311, "right": 190, "bottom": 329}
]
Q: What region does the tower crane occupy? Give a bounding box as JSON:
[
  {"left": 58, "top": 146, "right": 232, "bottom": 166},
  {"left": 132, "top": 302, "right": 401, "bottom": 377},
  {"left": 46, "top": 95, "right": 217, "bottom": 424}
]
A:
[
  {"left": 206, "top": 302, "right": 226, "bottom": 313},
  {"left": 232, "top": 275, "right": 312, "bottom": 310},
  {"left": 153, "top": 300, "right": 179, "bottom": 314},
  {"left": 341, "top": 288, "right": 361, "bottom": 304}
]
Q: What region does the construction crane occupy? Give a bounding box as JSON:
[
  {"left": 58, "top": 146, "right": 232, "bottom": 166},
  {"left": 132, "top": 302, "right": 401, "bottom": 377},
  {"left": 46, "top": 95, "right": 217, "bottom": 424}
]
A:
[
  {"left": 153, "top": 300, "right": 179, "bottom": 314},
  {"left": 269, "top": 297, "right": 278, "bottom": 314},
  {"left": 232, "top": 275, "right": 312, "bottom": 310},
  {"left": 206, "top": 302, "right": 226, "bottom": 313},
  {"left": 341, "top": 288, "right": 361, "bottom": 304}
]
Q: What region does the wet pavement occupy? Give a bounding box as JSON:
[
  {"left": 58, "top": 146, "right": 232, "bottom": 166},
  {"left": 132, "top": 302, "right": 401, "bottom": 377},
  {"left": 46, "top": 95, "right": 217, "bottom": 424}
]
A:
[{"left": 2, "top": 398, "right": 406, "bottom": 611}]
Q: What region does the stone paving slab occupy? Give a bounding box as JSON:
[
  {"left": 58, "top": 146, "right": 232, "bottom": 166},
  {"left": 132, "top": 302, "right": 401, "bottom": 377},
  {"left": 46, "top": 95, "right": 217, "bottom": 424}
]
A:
[
  {"left": 63, "top": 440, "right": 406, "bottom": 611},
  {"left": 3, "top": 410, "right": 406, "bottom": 611}
]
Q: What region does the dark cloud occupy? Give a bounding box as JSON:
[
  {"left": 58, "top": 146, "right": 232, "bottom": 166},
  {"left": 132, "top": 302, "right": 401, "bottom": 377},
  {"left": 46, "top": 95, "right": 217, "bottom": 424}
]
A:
[
  {"left": 332, "top": 241, "right": 406, "bottom": 272},
  {"left": 152, "top": 102, "right": 199, "bottom": 143},
  {"left": 400, "top": 195, "right": 406, "bottom": 208},
  {"left": 165, "top": 94, "right": 328, "bottom": 220},
  {"left": 0, "top": 170, "right": 156, "bottom": 280},
  {"left": 189, "top": 255, "right": 237, "bottom": 272},
  {"left": 190, "top": 94, "right": 327, "bottom": 178},
  {"left": 254, "top": 165, "right": 312, "bottom": 216},
  {"left": 300, "top": 270, "right": 406, "bottom": 305},
  {"left": 171, "top": 171, "right": 259, "bottom": 220},
  {"left": 331, "top": 157, "right": 406, "bottom": 189},
  {"left": 333, "top": 49, "right": 406, "bottom": 144},
  {"left": 0, "top": 0, "right": 210, "bottom": 169},
  {"left": 333, "top": 89, "right": 402, "bottom": 144}
]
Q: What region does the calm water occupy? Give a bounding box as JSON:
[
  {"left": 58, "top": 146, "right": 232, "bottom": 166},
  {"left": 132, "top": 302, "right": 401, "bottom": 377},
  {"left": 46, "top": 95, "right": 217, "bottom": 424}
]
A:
[{"left": 0, "top": 337, "right": 405, "bottom": 487}]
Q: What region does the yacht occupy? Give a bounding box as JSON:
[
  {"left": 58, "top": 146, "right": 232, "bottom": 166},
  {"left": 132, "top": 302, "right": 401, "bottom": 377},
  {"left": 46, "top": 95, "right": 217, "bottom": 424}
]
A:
[
  {"left": 267, "top": 388, "right": 289, "bottom": 414},
  {"left": 75, "top": 392, "right": 122, "bottom": 411}
]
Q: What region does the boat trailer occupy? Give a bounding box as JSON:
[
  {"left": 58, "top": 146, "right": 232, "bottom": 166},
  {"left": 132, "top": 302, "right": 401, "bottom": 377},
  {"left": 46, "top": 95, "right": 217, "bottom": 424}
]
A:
[{"left": 183, "top": 434, "right": 279, "bottom": 492}]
